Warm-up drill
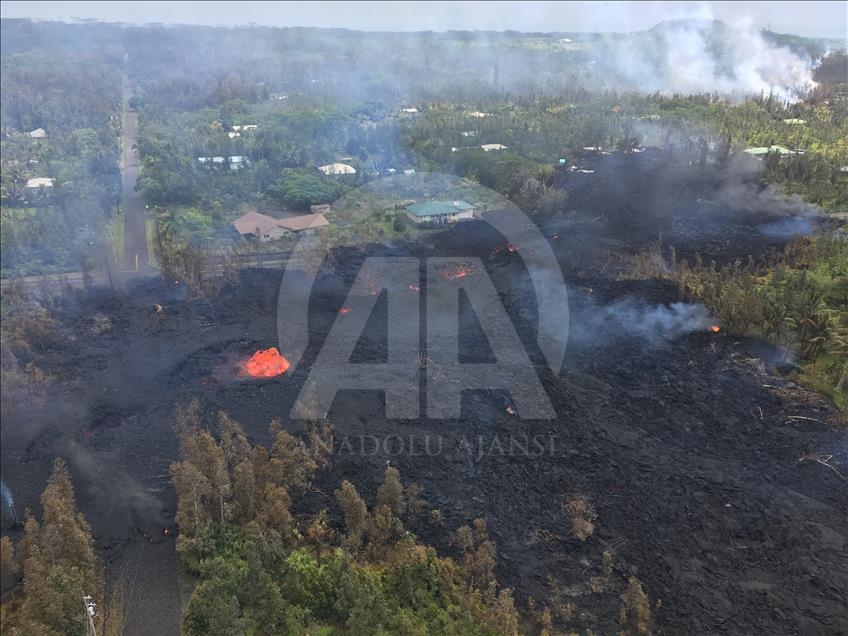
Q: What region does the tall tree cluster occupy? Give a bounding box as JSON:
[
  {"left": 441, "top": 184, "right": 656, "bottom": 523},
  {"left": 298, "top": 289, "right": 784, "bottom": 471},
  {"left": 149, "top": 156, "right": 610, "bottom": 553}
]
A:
[
  {"left": 170, "top": 403, "right": 523, "bottom": 635},
  {"left": 1, "top": 459, "right": 122, "bottom": 636}
]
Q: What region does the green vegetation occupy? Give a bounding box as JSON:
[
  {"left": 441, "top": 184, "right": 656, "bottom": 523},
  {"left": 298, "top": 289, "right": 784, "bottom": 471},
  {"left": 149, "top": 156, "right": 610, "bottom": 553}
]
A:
[
  {"left": 0, "top": 459, "right": 123, "bottom": 636},
  {"left": 169, "top": 404, "right": 522, "bottom": 635},
  {"left": 129, "top": 91, "right": 847, "bottom": 253},
  {"left": 2, "top": 20, "right": 846, "bottom": 279},
  {"left": 0, "top": 49, "right": 122, "bottom": 277},
  {"left": 681, "top": 236, "right": 847, "bottom": 408},
  {"left": 629, "top": 235, "right": 848, "bottom": 408}
]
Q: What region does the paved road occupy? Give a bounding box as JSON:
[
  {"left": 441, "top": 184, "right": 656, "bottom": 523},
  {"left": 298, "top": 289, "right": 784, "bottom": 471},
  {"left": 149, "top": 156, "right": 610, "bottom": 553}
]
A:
[{"left": 122, "top": 77, "right": 148, "bottom": 270}]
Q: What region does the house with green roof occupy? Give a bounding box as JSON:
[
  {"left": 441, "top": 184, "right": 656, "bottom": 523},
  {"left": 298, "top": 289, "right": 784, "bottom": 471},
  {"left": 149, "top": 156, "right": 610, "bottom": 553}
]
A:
[{"left": 405, "top": 200, "right": 477, "bottom": 225}]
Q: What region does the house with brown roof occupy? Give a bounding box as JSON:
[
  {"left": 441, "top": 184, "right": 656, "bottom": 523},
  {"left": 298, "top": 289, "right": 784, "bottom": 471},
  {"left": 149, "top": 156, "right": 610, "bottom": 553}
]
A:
[{"left": 233, "top": 211, "right": 329, "bottom": 242}]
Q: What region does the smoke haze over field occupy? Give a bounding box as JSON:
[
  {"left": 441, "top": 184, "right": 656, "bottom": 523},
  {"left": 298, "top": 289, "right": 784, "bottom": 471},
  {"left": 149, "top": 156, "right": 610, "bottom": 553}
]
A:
[{"left": 2, "top": 3, "right": 836, "bottom": 102}]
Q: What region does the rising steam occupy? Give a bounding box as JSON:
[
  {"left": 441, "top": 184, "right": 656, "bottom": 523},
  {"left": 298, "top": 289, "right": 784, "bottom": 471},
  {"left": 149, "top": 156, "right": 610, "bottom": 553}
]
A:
[
  {"left": 570, "top": 299, "right": 715, "bottom": 347},
  {"left": 0, "top": 479, "right": 13, "bottom": 511},
  {"left": 601, "top": 17, "right": 817, "bottom": 101}
]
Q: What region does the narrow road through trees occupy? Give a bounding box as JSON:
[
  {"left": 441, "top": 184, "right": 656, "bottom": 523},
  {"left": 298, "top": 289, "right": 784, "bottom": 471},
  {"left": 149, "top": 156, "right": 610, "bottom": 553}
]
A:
[{"left": 121, "top": 74, "right": 149, "bottom": 271}]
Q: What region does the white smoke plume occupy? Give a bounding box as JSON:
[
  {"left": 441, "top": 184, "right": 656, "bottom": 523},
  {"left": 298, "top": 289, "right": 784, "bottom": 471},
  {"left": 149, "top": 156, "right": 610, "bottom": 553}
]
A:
[
  {"left": 570, "top": 299, "right": 714, "bottom": 347},
  {"left": 602, "top": 12, "right": 817, "bottom": 101}
]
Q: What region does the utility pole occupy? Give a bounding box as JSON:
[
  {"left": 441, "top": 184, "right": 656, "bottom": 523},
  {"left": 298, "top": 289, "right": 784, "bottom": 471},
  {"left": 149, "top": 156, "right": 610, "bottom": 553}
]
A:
[{"left": 83, "top": 595, "right": 97, "bottom": 636}]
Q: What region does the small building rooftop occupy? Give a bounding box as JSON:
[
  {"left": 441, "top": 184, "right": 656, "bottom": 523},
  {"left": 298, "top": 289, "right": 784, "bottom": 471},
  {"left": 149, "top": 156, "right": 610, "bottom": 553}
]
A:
[{"left": 406, "top": 200, "right": 475, "bottom": 217}]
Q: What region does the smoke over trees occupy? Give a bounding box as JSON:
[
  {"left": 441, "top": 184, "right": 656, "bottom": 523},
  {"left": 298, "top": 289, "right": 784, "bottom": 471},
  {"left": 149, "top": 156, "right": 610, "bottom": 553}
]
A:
[{"left": 1, "top": 459, "right": 122, "bottom": 636}]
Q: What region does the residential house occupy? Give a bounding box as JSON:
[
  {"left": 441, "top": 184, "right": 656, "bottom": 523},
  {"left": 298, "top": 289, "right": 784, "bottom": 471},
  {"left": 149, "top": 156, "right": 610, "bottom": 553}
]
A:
[
  {"left": 25, "top": 177, "right": 54, "bottom": 188},
  {"left": 481, "top": 144, "right": 507, "bottom": 152},
  {"left": 743, "top": 145, "right": 793, "bottom": 157},
  {"left": 233, "top": 211, "right": 329, "bottom": 242},
  {"left": 277, "top": 213, "right": 329, "bottom": 232},
  {"left": 318, "top": 163, "right": 356, "bottom": 176},
  {"left": 27, "top": 128, "right": 46, "bottom": 139},
  {"left": 405, "top": 200, "right": 476, "bottom": 225}
]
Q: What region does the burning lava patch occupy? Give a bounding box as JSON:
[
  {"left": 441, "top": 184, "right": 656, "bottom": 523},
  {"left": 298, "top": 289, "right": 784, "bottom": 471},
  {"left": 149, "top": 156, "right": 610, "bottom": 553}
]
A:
[{"left": 239, "top": 347, "right": 290, "bottom": 378}]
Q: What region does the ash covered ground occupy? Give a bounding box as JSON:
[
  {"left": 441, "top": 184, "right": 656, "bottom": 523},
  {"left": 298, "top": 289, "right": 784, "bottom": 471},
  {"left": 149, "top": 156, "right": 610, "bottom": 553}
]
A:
[{"left": 1, "top": 150, "right": 846, "bottom": 635}]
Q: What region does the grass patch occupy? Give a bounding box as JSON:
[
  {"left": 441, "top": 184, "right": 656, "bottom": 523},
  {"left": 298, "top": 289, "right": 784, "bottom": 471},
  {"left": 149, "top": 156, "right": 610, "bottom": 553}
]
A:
[
  {"left": 107, "top": 213, "right": 125, "bottom": 264},
  {"left": 145, "top": 219, "right": 158, "bottom": 266},
  {"left": 799, "top": 354, "right": 847, "bottom": 411}
]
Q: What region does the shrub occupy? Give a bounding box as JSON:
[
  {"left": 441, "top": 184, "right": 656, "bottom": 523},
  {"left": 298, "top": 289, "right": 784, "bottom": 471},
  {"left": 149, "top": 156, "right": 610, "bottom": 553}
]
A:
[{"left": 564, "top": 496, "right": 597, "bottom": 541}]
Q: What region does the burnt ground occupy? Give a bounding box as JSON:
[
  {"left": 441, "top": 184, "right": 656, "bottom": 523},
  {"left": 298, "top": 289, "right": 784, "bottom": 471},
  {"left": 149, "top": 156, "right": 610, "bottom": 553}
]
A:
[{"left": 1, "top": 150, "right": 846, "bottom": 635}]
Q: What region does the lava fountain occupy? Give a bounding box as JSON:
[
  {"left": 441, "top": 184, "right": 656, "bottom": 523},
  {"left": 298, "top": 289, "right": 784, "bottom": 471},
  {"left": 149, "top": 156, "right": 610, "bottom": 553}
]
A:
[{"left": 240, "top": 347, "right": 290, "bottom": 378}]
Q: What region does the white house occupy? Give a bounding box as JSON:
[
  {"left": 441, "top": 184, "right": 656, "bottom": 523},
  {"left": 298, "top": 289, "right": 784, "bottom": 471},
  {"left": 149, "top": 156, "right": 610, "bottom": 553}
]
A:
[
  {"left": 25, "top": 177, "right": 54, "bottom": 188},
  {"left": 481, "top": 143, "right": 507, "bottom": 152},
  {"left": 27, "top": 128, "right": 46, "bottom": 139},
  {"left": 318, "top": 163, "right": 356, "bottom": 176}
]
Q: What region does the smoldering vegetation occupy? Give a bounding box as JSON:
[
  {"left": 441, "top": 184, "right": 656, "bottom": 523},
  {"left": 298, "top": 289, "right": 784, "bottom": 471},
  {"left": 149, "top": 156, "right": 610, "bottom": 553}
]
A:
[{"left": 568, "top": 298, "right": 713, "bottom": 347}]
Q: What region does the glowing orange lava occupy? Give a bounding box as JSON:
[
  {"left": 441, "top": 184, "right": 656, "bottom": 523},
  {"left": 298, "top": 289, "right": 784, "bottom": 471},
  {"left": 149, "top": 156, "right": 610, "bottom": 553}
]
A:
[
  {"left": 242, "top": 347, "right": 290, "bottom": 378},
  {"left": 491, "top": 243, "right": 518, "bottom": 257},
  {"left": 440, "top": 264, "right": 474, "bottom": 280},
  {"left": 710, "top": 325, "right": 721, "bottom": 333}
]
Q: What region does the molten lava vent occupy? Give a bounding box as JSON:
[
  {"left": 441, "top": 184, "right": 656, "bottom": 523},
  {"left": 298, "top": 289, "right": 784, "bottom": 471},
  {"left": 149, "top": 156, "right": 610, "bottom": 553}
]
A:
[{"left": 241, "top": 347, "right": 290, "bottom": 378}]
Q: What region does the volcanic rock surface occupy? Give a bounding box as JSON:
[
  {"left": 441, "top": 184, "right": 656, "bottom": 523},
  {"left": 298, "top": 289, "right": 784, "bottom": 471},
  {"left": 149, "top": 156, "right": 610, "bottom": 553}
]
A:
[{"left": 1, "top": 151, "right": 845, "bottom": 635}]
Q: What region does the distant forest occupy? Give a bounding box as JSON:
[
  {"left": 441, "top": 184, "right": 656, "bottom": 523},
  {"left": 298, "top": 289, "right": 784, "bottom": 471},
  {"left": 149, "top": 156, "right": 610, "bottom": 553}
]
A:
[{"left": 1, "top": 19, "right": 846, "bottom": 277}]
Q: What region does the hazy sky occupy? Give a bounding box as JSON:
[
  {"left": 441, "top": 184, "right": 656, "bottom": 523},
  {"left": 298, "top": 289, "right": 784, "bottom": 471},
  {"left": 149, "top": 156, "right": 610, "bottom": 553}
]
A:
[{"left": 2, "top": 1, "right": 846, "bottom": 39}]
